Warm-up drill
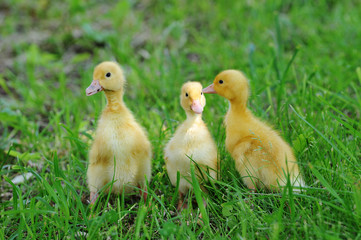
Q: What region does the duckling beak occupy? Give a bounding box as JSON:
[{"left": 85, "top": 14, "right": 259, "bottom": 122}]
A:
[
  {"left": 191, "top": 99, "right": 203, "bottom": 114},
  {"left": 202, "top": 83, "right": 216, "bottom": 94},
  {"left": 86, "top": 80, "right": 104, "bottom": 96}
]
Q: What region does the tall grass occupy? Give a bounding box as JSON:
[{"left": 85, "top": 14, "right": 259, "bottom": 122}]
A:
[{"left": 1, "top": 0, "right": 361, "bottom": 238}]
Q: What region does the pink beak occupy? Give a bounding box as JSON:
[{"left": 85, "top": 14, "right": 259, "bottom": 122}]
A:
[
  {"left": 191, "top": 99, "right": 204, "bottom": 114},
  {"left": 86, "top": 80, "right": 103, "bottom": 96},
  {"left": 202, "top": 83, "right": 217, "bottom": 94}
]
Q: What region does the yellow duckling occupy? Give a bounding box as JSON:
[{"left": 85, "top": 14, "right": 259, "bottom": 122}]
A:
[
  {"left": 203, "top": 70, "right": 304, "bottom": 191},
  {"left": 86, "top": 61, "right": 152, "bottom": 204},
  {"left": 164, "top": 82, "right": 218, "bottom": 210}
]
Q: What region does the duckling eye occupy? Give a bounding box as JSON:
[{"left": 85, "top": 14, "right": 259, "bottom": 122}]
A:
[
  {"left": 185, "top": 93, "right": 189, "bottom": 97},
  {"left": 201, "top": 92, "right": 203, "bottom": 95},
  {"left": 219, "top": 79, "right": 224, "bottom": 84},
  {"left": 105, "top": 72, "right": 111, "bottom": 78}
]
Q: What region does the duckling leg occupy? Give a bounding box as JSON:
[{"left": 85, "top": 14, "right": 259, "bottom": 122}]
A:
[
  {"left": 89, "top": 192, "right": 99, "bottom": 205},
  {"left": 87, "top": 163, "right": 108, "bottom": 205},
  {"left": 177, "top": 192, "right": 187, "bottom": 211},
  {"left": 138, "top": 184, "right": 148, "bottom": 203}
]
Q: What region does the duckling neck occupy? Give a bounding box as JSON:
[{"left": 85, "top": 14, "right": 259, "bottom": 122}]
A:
[
  {"left": 104, "top": 90, "right": 125, "bottom": 112},
  {"left": 186, "top": 112, "right": 203, "bottom": 122},
  {"left": 229, "top": 99, "right": 247, "bottom": 115}
]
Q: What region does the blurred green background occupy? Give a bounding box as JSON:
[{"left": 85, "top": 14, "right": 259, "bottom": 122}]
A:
[{"left": 1, "top": 0, "right": 361, "bottom": 239}]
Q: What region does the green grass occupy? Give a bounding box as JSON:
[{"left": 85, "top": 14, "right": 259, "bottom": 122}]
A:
[{"left": 1, "top": 0, "right": 361, "bottom": 238}]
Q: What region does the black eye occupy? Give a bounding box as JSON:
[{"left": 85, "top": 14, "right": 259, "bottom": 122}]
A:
[
  {"left": 201, "top": 92, "right": 203, "bottom": 95},
  {"left": 185, "top": 93, "right": 188, "bottom": 97},
  {"left": 219, "top": 79, "right": 224, "bottom": 84},
  {"left": 106, "top": 72, "right": 111, "bottom": 77}
]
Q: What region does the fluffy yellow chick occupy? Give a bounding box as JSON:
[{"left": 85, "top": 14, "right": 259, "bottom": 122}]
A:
[
  {"left": 164, "top": 82, "right": 218, "bottom": 210},
  {"left": 203, "top": 70, "right": 304, "bottom": 191},
  {"left": 86, "top": 61, "right": 152, "bottom": 204}
]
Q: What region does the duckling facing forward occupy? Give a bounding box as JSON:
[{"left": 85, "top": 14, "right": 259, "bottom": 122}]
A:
[
  {"left": 86, "top": 61, "right": 152, "bottom": 204},
  {"left": 164, "top": 82, "right": 218, "bottom": 210},
  {"left": 203, "top": 70, "right": 304, "bottom": 191}
]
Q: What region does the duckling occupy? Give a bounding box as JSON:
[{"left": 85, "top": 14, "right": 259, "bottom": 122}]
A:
[
  {"left": 203, "top": 70, "right": 304, "bottom": 191},
  {"left": 164, "top": 82, "right": 218, "bottom": 210},
  {"left": 86, "top": 61, "right": 152, "bottom": 204}
]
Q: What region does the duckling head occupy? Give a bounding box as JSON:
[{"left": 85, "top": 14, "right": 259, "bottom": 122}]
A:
[
  {"left": 203, "top": 69, "right": 249, "bottom": 103},
  {"left": 180, "top": 82, "right": 205, "bottom": 115},
  {"left": 86, "top": 61, "right": 126, "bottom": 96}
]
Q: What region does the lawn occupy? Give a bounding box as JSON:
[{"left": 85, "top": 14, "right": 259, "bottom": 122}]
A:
[{"left": 1, "top": 0, "right": 361, "bottom": 239}]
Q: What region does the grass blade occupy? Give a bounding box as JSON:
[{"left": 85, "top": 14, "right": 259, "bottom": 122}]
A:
[
  {"left": 290, "top": 104, "right": 349, "bottom": 162},
  {"left": 190, "top": 164, "right": 210, "bottom": 229},
  {"left": 308, "top": 163, "right": 346, "bottom": 208}
]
